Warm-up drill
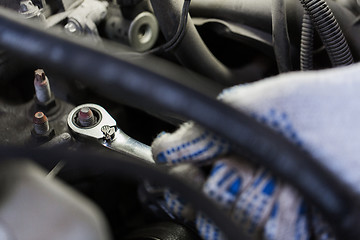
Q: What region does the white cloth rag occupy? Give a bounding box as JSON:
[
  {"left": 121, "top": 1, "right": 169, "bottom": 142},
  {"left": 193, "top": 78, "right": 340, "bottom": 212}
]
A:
[{"left": 151, "top": 63, "right": 360, "bottom": 239}]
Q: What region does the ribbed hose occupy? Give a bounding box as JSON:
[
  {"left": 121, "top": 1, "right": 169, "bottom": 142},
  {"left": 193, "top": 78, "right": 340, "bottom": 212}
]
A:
[
  {"left": 300, "top": 13, "right": 314, "bottom": 71},
  {"left": 300, "top": 0, "right": 353, "bottom": 67}
]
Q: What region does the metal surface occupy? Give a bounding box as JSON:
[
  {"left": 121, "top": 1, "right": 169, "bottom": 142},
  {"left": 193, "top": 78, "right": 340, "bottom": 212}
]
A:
[
  {"left": 19, "top": 0, "right": 44, "bottom": 20},
  {"left": 34, "top": 69, "right": 52, "bottom": 103},
  {"left": 68, "top": 104, "right": 154, "bottom": 163},
  {"left": 65, "top": 0, "right": 108, "bottom": 38},
  {"left": 106, "top": 10, "right": 159, "bottom": 52},
  {"left": 128, "top": 12, "right": 159, "bottom": 52},
  {"left": 102, "top": 129, "right": 153, "bottom": 163},
  {"left": 68, "top": 103, "right": 116, "bottom": 139}
]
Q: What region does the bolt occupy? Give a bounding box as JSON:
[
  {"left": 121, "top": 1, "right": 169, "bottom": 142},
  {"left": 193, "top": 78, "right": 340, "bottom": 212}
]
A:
[
  {"left": 64, "top": 21, "right": 82, "bottom": 36},
  {"left": 77, "top": 107, "right": 95, "bottom": 127},
  {"left": 34, "top": 69, "right": 51, "bottom": 103},
  {"left": 33, "top": 112, "right": 50, "bottom": 135},
  {"left": 19, "top": 3, "right": 28, "bottom": 13}
]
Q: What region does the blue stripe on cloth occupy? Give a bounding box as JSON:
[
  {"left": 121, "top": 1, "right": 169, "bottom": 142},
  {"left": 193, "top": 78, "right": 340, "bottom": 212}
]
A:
[
  {"left": 227, "top": 177, "right": 242, "bottom": 196},
  {"left": 262, "top": 178, "right": 277, "bottom": 196}
]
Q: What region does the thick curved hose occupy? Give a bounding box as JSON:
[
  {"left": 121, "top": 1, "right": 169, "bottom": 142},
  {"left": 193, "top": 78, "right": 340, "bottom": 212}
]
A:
[
  {"left": 300, "top": 13, "right": 314, "bottom": 71},
  {"left": 300, "top": 0, "right": 353, "bottom": 66},
  {"left": 149, "top": 0, "right": 241, "bottom": 86},
  {"left": 190, "top": 0, "right": 272, "bottom": 33},
  {"left": 271, "top": 0, "right": 292, "bottom": 73},
  {"left": 0, "top": 7, "right": 359, "bottom": 239}
]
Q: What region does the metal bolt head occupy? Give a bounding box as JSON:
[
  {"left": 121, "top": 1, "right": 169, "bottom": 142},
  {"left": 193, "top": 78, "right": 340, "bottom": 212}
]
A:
[
  {"left": 77, "top": 107, "right": 95, "bottom": 127},
  {"left": 33, "top": 111, "right": 50, "bottom": 135},
  {"left": 64, "top": 21, "right": 82, "bottom": 36},
  {"left": 19, "top": 3, "right": 28, "bottom": 13}
]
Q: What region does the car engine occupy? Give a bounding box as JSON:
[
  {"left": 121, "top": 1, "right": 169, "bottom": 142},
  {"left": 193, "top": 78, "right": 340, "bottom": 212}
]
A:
[{"left": 0, "top": 0, "right": 359, "bottom": 239}]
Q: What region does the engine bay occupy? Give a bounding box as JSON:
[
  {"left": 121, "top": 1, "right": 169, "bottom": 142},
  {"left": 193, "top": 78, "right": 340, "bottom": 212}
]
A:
[{"left": 0, "top": 0, "right": 359, "bottom": 239}]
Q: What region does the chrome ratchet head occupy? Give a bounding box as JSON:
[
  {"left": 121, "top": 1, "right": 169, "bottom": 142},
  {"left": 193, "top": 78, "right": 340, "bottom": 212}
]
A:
[{"left": 67, "top": 103, "right": 154, "bottom": 163}]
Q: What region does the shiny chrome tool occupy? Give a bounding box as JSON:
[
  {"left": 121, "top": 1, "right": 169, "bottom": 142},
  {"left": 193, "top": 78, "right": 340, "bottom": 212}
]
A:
[{"left": 67, "top": 103, "right": 154, "bottom": 163}]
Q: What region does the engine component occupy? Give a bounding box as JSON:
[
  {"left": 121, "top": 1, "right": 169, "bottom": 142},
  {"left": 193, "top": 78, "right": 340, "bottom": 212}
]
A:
[
  {"left": 1, "top": 0, "right": 360, "bottom": 240},
  {"left": 68, "top": 103, "right": 154, "bottom": 162},
  {"left": 299, "top": 0, "right": 354, "bottom": 67},
  {"left": 31, "top": 111, "right": 55, "bottom": 142},
  {"left": 299, "top": 13, "right": 314, "bottom": 71},
  {"left": 34, "top": 69, "right": 51, "bottom": 103},
  {"left": 64, "top": 0, "right": 108, "bottom": 39},
  {"left": 32, "top": 69, "right": 61, "bottom": 117},
  {"left": 0, "top": 160, "right": 110, "bottom": 240},
  {"left": 106, "top": 11, "right": 159, "bottom": 52},
  {"left": 271, "top": 0, "right": 292, "bottom": 72},
  {"left": 19, "top": 0, "right": 45, "bottom": 20}
]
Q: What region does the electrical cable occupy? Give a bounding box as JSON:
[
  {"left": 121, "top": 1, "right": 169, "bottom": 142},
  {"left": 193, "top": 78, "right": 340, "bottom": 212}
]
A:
[
  {"left": 149, "top": 0, "right": 242, "bottom": 85},
  {"left": 299, "top": 0, "right": 354, "bottom": 67},
  {"left": 271, "top": 0, "right": 292, "bottom": 73},
  {"left": 146, "top": 0, "right": 191, "bottom": 54},
  {"left": 300, "top": 13, "right": 314, "bottom": 71},
  {"left": 0, "top": 7, "right": 358, "bottom": 239}
]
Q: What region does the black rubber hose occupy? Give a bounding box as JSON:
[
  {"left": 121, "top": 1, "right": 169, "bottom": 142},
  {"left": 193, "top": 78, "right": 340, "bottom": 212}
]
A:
[
  {"left": 190, "top": 0, "right": 272, "bottom": 33},
  {"left": 299, "top": 0, "right": 354, "bottom": 66},
  {"left": 0, "top": 8, "right": 359, "bottom": 239},
  {"left": 190, "top": 0, "right": 360, "bottom": 62},
  {"left": 300, "top": 13, "right": 314, "bottom": 71},
  {"left": 149, "top": 0, "right": 241, "bottom": 86},
  {"left": 271, "top": 0, "right": 292, "bottom": 73}
]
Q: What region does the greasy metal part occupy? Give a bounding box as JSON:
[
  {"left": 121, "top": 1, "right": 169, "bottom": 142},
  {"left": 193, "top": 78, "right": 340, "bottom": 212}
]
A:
[
  {"left": 1, "top": 9, "right": 360, "bottom": 238},
  {"left": 68, "top": 104, "right": 154, "bottom": 163},
  {"left": 19, "top": 0, "right": 45, "bottom": 20},
  {"left": 129, "top": 12, "right": 159, "bottom": 52},
  {"left": 77, "top": 107, "right": 95, "bottom": 127},
  {"left": 106, "top": 11, "right": 159, "bottom": 52},
  {"left": 64, "top": 0, "right": 108, "bottom": 38},
  {"left": 68, "top": 104, "right": 115, "bottom": 139},
  {"left": 31, "top": 111, "right": 55, "bottom": 142},
  {"left": 33, "top": 69, "right": 60, "bottom": 117},
  {"left": 34, "top": 69, "right": 51, "bottom": 103},
  {"left": 33, "top": 111, "right": 50, "bottom": 134},
  {"left": 45, "top": 0, "right": 84, "bottom": 28}
]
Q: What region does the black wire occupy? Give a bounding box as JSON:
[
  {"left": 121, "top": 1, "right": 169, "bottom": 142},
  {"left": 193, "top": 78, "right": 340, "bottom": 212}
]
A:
[{"left": 145, "top": 0, "right": 191, "bottom": 54}]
